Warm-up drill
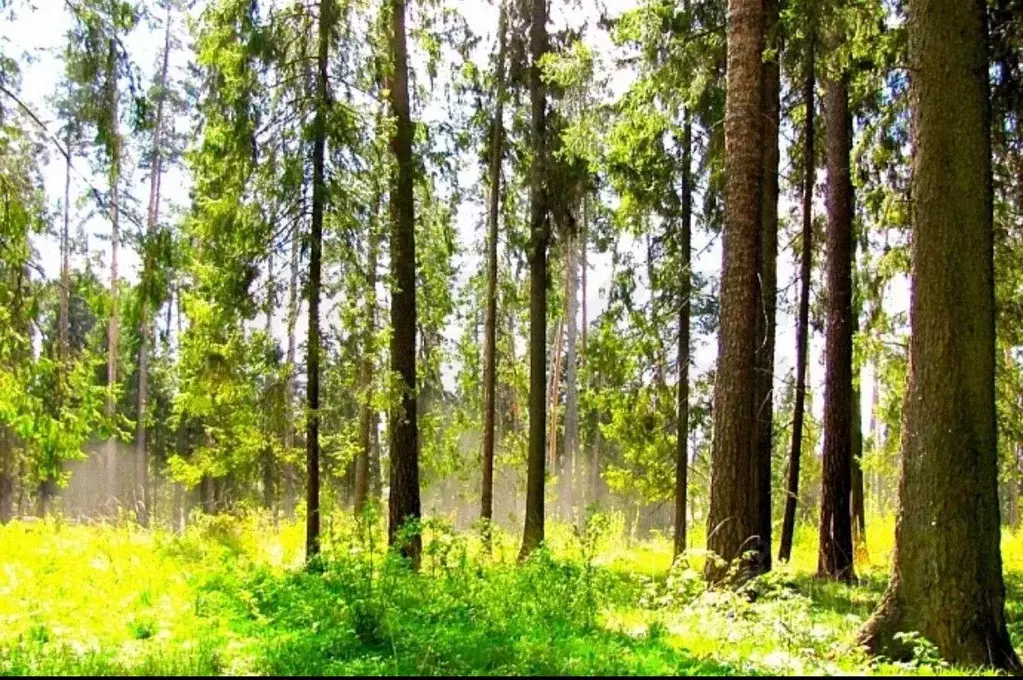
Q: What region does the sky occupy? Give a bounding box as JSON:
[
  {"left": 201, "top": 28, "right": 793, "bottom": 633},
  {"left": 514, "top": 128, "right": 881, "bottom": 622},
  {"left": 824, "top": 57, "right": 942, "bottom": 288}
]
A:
[{"left": 1, "top": 0, "right": 908, "bottom": 447}]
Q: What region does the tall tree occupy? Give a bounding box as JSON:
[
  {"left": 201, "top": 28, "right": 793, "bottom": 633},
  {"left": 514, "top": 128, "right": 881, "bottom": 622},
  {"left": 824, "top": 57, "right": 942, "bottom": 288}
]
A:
[
  {"left": 354, "top": 185, "right": 381, "bottom": 516},
  {"left": 520, "top": 0, "right": 549, "bottom": 559},
  {"left": 481, "top": 3, "right": 508, "bottom": 535},
  {"left": 306, "top": 0, "right": 333, "bottom": 560},
  {"left": 135, "top": 4, "right": 174, "bottom": 528},
  {"left": 779, "top": 26, "right": 815, "bottom": 564},
  {"left": 857, "top": 0, "right": 1021, "bottom": 669},
  {"left": 753, "top": 0, "right": 781, "bottom": 574},
  {"left": 387, "top": 0, "right": 422, "bottom": 567},
  {"left": 817, "top": 68, "right": 855, "bottom": 582},
  {"left": 674, "top": 110, "right": 692, "bottom": 560},
  {"left": 705, "top": 0, "right": 764, "bottom": 580}
]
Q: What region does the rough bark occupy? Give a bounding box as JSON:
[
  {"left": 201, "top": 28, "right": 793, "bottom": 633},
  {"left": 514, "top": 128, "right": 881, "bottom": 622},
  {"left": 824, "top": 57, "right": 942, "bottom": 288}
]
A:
[
  {"left": 705, "top": 0, "right": 764, "bottom": 581},
  {"left": 387, "top": 0, "right": 422, "bottom": 568},
  {"left": 520, "top": 0, "right": 549, "bottom": 559},
  {"left": 818, "top": 75, "right": 855, "bottom": 582},
  {"left": 779, "top": 34, "right": 815, "bottom": 564},
  {"left": 481, "top": 5, "right": 507, "bottom": 532},
  {"left": 674, "top": 112, "right": 692, "bottom": 560},
  {"left": 305, "top": 0, "right": 331, "bottom": 560},
  {"left": 857, "top": 0, "right": 1021, "bottom": 669},
  {"left": 753, "top": 0, "right": 780, "bottom": 575}
]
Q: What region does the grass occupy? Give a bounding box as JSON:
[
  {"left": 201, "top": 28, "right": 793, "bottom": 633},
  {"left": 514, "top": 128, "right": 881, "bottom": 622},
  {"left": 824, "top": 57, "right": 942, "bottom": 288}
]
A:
[{"left": 0, "top": 511, "right": 1019, "bottom": 676}]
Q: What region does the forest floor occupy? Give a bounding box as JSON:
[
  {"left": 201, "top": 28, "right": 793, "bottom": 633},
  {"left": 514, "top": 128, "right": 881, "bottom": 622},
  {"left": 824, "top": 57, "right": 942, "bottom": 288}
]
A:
[{"left": 0, "top": 511, "right": 1019, "bottom": 676}]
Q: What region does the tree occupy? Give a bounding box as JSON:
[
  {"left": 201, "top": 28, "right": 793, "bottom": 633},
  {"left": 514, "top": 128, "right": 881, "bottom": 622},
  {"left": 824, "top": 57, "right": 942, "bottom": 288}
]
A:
[
  {"left": 674, "top": 109, "right": 692, "bottom": 559},
  {"left": 817, "top": 63, "right": 854, "bottom": 582},
  {"left": 306, "top": 0, "right": 334, "bottom": 561},
  {"left": 387, "top": 0, "right": 422, "bottom": 567},
  {"left": 779, "top": 23, "right": 815, "bottom": 564},
  {"left": 705, "top": 0, "right": 764, "bottom": 580},
  {"left": 857, "top": 0, "right": 1021, "bottom": 668},
  {"left": 481, "top": 3, "right": 508, "bottom": 537},
  {"left": 135, "top": 2, "right": 175, "bottom": 528},
  {"left": 520, "top": 0, "right": 549, "bottom": 559},
  {"left": 753, "top": 0, "right": 781, "bottom": 574}
]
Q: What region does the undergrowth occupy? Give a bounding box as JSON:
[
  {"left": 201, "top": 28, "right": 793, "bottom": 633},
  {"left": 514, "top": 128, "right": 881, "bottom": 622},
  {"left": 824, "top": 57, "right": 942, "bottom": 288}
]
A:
[{"left": 0, "top": 511, "right": 1018, "bottom": 676}]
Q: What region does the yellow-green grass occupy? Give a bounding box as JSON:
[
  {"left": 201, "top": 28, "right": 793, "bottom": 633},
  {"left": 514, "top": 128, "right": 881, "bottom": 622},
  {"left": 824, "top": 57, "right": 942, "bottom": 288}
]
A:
[{"left": 0, "top": 512, "right": 1018, "bottom": 676}]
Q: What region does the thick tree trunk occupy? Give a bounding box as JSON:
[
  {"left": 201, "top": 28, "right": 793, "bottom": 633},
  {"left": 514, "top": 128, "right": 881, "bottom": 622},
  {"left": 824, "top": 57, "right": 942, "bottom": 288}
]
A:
[
  {"left": 674, "top": 112, "right": 692, "bottom": 560},
  {"left": 858, "top": 0, "right": 1021, "bottom": 669},
  {"left": 134, "top": 11, "right": 172, "bottom": 529},
  {"left": 520, "top": 0, "right": 549, "bottom": 559},
  {"left": 705, "top": 0, "right": 764, "bottom": 581},
  {"left": 779, "top": 34, "right": 815, "bottom": 564},
  {"left": 305, "top": 0, "right": 331, "bottom": 560},
  {"left": 387, "top": 0, "right": 422, "bottom": 568},
  {"left": 481, "top": 6, "right": 507, "bottom": 534},
  {"left": 818, "top": 74, "right": 855, "bottom": 582},
  {"left": 753, "top": 0, "right": 780, "bottom": 575}
]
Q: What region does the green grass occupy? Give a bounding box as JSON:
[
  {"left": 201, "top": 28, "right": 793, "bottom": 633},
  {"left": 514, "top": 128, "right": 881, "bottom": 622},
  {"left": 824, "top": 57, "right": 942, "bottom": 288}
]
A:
[{"left": 0, "top": 511, "right": 1018, "bottom": 676}]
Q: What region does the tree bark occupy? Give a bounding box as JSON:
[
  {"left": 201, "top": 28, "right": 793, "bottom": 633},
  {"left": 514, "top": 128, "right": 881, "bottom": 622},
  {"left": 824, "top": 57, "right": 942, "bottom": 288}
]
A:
[
  {"left": 481, "top": 5, "right": 507, "bottom": 534},
  {"left": 818, "top": 74, "right": 855, "bottom": 582},
  {"left": 134, "top": 10, "right": 172, "bottom": 528},
  {"left": 520, "top": 0, "right": 549, "bottom": 559},
  {"left": 674, "top": 111, "right": 692, "bottom": 560},
  {"left": 387, "top": 0, "right": 422, "bottom": 568},
  {"left": 857, "top": 0, "right": 1021, "bottom": 669},
  {"left": 355, "top": 191, "right": 380, "bottom": 516},
  {"left": 283, "top": 199, "right": 299, "bottom": 521},
  {"left": 705, "top": 0, "right": 764, "bottom": 581},
  {"left": 105, "top": 36, "right": 121, "bottom": 513},
  {"left": 305, "top": 0, "right": 331, "bottom": 561},
  {"left": 565, "top": 228, "right": 579, "bottom": 526},
  {"left": 753, "top": 0, "right": 780, "bottom": 575},
  {"left": 779, "top": 32, "right": 815, "bottom": 564}
]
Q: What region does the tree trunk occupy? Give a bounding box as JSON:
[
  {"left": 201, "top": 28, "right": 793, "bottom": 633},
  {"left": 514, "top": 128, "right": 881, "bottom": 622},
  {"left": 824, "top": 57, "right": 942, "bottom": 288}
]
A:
[
  {"left": 547, "top": 317, "right": 564, "bottom": 473},
  {"left": 41, "top": 134, "right": 74, "bottom": 517},
  {"left": 105, "top": 36, "right": 121, "bottom": 514},
  {"left": 520, "top": 0, "right": 549, "bottom": 559},
  {"left": 674, "top": 111, "right": 692, "bottom": 560},
  {"left": 134, "top": 10, "right": 172, "bottom": 529},
  {"left": 818, "top": 74, "right": 855, "bottom": 582},
  {"left": 753, "top": 0, "right": 780, "bottom": 575},
  {"left": 857, "top": 0, "right": 1021, "bottom": 669},
  {"left": 305, "top": 0, "right": 331, "bottom": 561},
  {"left": 387, "top": 0, "right": 422, "bottom": 568},
  {"left": 779, "top": 32, "right": 815, "bottom": 564},
  {"left": 1011, "top": 445, "right": 1021, "bottom": 532},
  {"left": 481, "top": 5, "right": 507, "bottom": 534},
  {"left": 565, "top": 227, "right": 579, "bottom": 526},
  {"left": 283, "top": 198, "right": 299, "bottom": 521},
  {"left": 355, "top": 191, "right": 380, "bottom": 516},
  {"left": 852, "top": 350, "right": 867, "bottom": 551},
  {"left": 705, "top": 0, "right": 764, "bottom": 581}
]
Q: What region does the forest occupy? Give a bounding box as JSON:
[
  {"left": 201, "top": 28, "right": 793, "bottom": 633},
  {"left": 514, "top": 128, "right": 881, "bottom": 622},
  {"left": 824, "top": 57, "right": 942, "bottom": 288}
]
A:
[{"left": 1, "top": 0, "right": 1023, "bottom": 675}]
